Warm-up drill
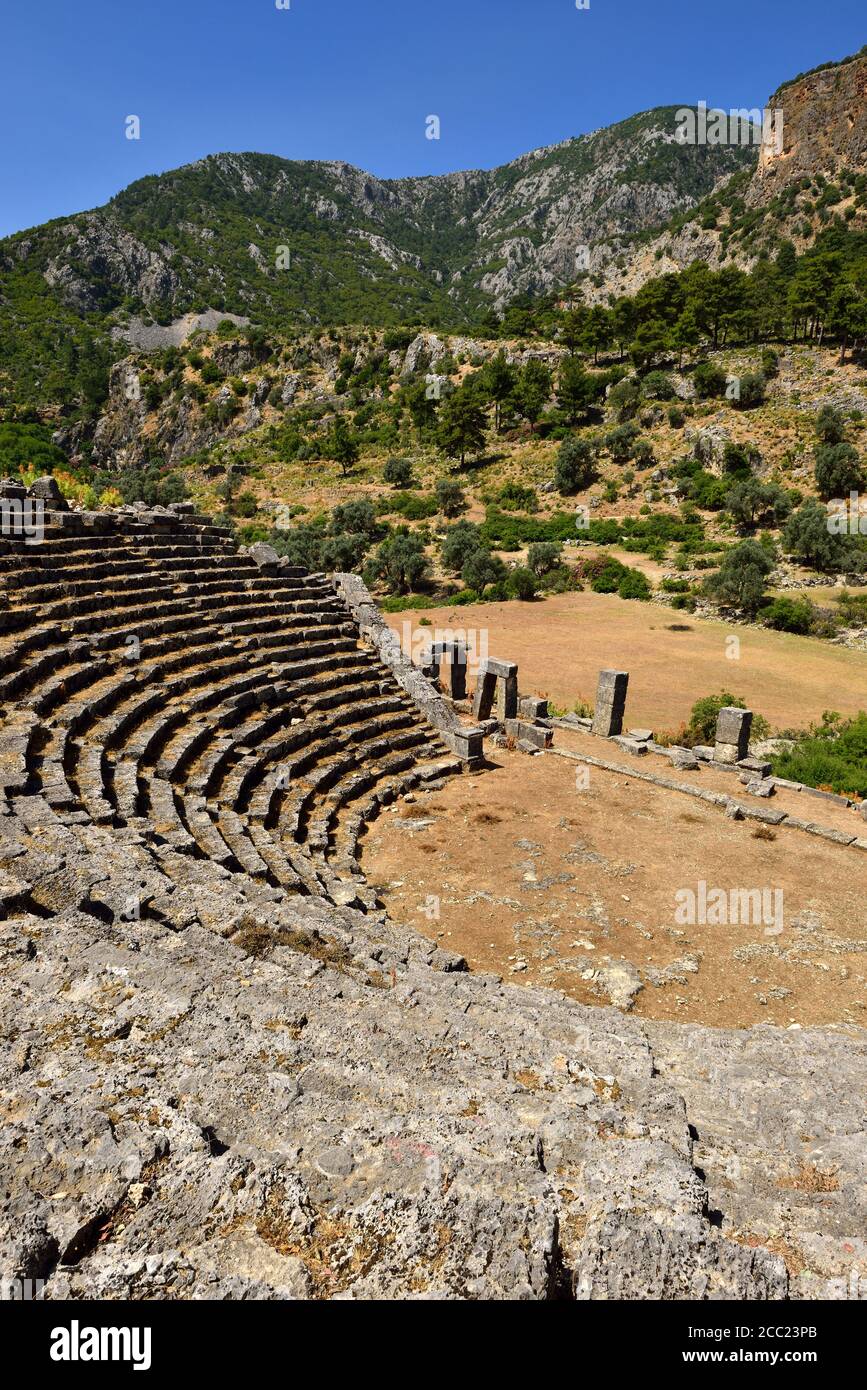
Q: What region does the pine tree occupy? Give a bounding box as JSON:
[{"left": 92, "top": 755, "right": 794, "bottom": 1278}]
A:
[
  {"left": 481, "top": 350, "right": 517, "bottom": 432},
  {"left": 556, "top": 355, "right": 594, "bottom": 424},
  {"left": 437, "top": 390, "right": 488, "bottom": 467},
  {"left": 514, "top": 359, "right": 552, "bottom": 432}
]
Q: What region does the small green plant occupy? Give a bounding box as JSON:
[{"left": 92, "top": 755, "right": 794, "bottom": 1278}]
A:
[{"left": 771, "top": 711, "right": 867, "bottom": 798}]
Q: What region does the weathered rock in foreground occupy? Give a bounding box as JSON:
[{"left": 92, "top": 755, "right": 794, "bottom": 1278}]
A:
[{"left": 0, "top": 502, "right": 863, "bottom": 1300}]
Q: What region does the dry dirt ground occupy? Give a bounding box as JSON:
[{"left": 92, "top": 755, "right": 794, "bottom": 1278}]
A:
[
  {"left": 361, "top": 727, "right": 867, "bottom": 1032},
  {"left": 385, "top": 591, "right": 867, "bottom": 732}
]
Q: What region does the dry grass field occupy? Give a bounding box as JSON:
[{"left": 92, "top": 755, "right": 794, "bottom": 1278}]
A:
[{"left": 385, "top": 591, "right": 867, "bottom": 734}]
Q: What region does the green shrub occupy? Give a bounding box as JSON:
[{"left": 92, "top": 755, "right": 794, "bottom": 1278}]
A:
[
  {"left": 366, "top": 532, "right": 430, "bottom": 594},
  {"left": 785, "top": 499, "right": 865, "bottom": 572},
  {"left": 462, "top": 548, "right": 507, "bottom": 593},
  {"left": 527, "top": 541, "right": 562, "bottom": 576},
  {"left": 684, "top": 692, "right": 768, "bottom": 747},
  {"left": 617, "top": 569, "right": 652, "bottom": 600},
  {"left": 761, "top": 348, "right": 779, "bottom": 379},
  {"left": 722, "top": 441, "right": 761, "bottom": 474},
  {"left": 759, "top": 596, "right": 815, "bottom": 633},
  {"left": 605, "top": 422, "right": 640, "bottom": 461},
  {"left": 703, "top": 538, "right": 774, "bottom": 614},
  {"left": 506, "top": 566, "right": 537, "bottom": 600},
  {"left": 383, "top": 456, "right": 413, "bottom": 488},
  {"left": 382, "top": 328, "right": 416, "bottom": 354},
  {"left": 732, "top": 371, "right": 765, "bottom": 409},
  {"left": 693, "top": 361, "right": 728, "bottom": 399},
  {"left": 641, "top": 370, "right": 675, "bottom": 401},
  {"left": 379, "top": 491, "right": 438, "bottom": 521},
  {"left": 331, "top": 499, "right": 381, "bottom": 540},
  {"left": 441, "top": 521, "right": 483, "bottom": 573},
  {"left": 771, "top": 711, "right": 867, "bottom": 797},
  {"left": 814, "top": 442, "right": 864, "bottom": 500},
  {"left": 555, "top": 435, "right": 597, "bottom": 493},
  {"left": 497, "top": 481, "right": 538, "bottom": 512},
  {"left": 815, "top": 405, "right": 847, "bottom": 445},
  {"left": 0, "top": 422, "right": 68, "bottom": 475},
  {"left": 583, "top": 554, "right": 648, "bottom": 599},
  {"left": 607, "top": 377, "right": 641, "bottom": 421},
  {"left": 435, "top": 478, "right": 466, "bottom": 517}
]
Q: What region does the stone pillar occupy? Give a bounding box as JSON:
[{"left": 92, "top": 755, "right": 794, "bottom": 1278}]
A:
[
  {"left": 473, "top": 658, "right": 518, "bottom": 722},
  {"left": 497, "top": 673, "right": 518, "bottom": 720},
  {"left": 591, "top": 669, "right": 629, "bottom": 738},
  {"left": 472, "top": 669, "right": 497, "bottom": 721},
  {"left": 714, "top": 706, "right": 752, "bottom": 764},
  {"left": 448, "top": 643, "right": 467, "bottom": 701}
]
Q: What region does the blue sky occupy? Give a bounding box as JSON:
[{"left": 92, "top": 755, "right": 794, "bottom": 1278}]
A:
[{"left": 1, "top": 0, "right": 863, "bottom": 237}]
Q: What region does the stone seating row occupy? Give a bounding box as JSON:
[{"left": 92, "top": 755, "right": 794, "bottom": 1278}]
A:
[{"left": 0, "top": 515, "right": 463, "bottom": 911}]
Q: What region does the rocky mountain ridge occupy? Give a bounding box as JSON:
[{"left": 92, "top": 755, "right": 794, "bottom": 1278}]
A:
[
  {"left": 2, "top": 108, "right": 753, "bottom": 337},
  {"left": 589, "top": 45, "right": 867, "bottom": 304},
  {"left": 1, "top": 47, "right": 864, "bottom": 424}
]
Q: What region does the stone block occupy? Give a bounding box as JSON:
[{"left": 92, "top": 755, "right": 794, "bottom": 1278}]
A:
[
  {"left": 496, "top": 673, "right": 518, "bottom": 721},
  {"left": 445, "top": 727, "right": 484, "bottom": 762},
  {"left": 504, "top": 720, "right": 551, "bottom": 750},
  {"left": 669, "top": 747, "right": 699, "bottom": 771},
  {"left": 448, "top": 658, "right": 467, "bottom": 702},
  {"left": 471, "top": 670, "right": 497, "bottom": 722},
  {"left": 483, "top": 658, "right": 518, "bottom": 681},
  {"left": 715, "top": 706, "right": 752, "bottom": 754},
  {"left": 805, "top": 824, "right": 856, "bottom": 845},
  {"left": 28, "top": 475, "right": 68, "bottom": 511},
  {"left": 738, "top": 756, "right": 771, "bottom": 777},
  {"left": 801, "top": 785, "right": 852, "bottom": 808},
  {"left": 713, "top": 741, "right": 742, "bottom": 766},
  {"left": 519, "top": 696, "right": 549, "bottom": 720},
  {"left": 591, "top": 669, "right": 629, "bottom": 738},
  {"left": 248, "top": 542, "right": 281, "bottom": 568},
  {"left": 746, "top": 779, "right": 775, "bottom": 798},
  {"left": 516, "top": 740, "right": 541, "bottom": 756},
  {"left": 612, "top": 735, "right": 648, "bottom": 757}
]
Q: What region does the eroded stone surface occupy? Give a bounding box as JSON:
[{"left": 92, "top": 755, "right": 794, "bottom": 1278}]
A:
[{"left": 0, "top": 505, "right": 864, "bottom": 1301}]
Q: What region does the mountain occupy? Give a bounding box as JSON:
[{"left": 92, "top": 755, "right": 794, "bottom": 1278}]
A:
[
  {"left": 1, "top": 48, "right": 864, "bottom": 423},
  {"left": 599, "top": 45, "right": 867, "bottom": 302},
  {"left": 8, "top": 106, "right": 755, "bottom": 328},
  {"left": 0, "top": 107, "right": 752, "bottom": 412}
]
